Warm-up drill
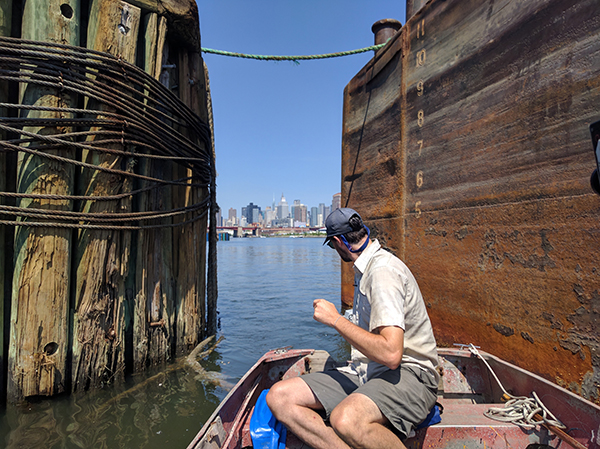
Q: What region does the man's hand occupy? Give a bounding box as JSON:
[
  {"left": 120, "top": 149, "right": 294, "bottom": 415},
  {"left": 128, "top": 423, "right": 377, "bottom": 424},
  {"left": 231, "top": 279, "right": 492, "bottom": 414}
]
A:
[
  {"left": 313, "top": 299, "right": 404, "bottom": 370},
  {"left": 313, "top": 299, "right": 340, "bottom": 328}
]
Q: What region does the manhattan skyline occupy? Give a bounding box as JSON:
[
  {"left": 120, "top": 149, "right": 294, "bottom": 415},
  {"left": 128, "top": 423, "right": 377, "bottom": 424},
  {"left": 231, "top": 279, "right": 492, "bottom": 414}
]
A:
[
  {"left": 222, "top": 192, "right": 341, "bottom": 228},
  {"left": 199, "top": 1, "right": 405, "bottom": 217}
]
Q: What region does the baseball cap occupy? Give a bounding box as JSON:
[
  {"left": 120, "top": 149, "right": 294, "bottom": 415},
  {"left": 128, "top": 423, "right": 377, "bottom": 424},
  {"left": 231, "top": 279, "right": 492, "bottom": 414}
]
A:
[{"left": 323, "top": 208, "right": 363, "bottom": 244}]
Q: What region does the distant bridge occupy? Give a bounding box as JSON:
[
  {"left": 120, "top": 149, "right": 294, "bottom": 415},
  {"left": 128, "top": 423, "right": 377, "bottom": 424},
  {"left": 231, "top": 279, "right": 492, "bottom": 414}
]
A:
[{"left": 216, "top": 226, "right": 324, "bottom": 237}]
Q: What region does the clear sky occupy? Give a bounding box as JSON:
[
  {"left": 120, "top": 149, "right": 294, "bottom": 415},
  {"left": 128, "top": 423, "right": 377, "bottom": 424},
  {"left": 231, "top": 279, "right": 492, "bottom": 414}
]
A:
[{"left": 198, "top": 1, "right": 407, "bottom": 216}]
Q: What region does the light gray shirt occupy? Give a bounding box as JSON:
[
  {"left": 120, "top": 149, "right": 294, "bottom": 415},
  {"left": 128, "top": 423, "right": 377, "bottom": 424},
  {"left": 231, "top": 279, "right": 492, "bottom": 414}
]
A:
[{"left": 338, "top": 239, "right": 439, "bottom": 385}]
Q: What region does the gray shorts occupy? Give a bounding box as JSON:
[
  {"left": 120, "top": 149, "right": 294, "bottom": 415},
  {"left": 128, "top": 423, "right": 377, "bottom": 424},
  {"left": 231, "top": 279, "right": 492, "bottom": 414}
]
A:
[{"left": 301, "top": 365, "right": 437, "bottom": 439}]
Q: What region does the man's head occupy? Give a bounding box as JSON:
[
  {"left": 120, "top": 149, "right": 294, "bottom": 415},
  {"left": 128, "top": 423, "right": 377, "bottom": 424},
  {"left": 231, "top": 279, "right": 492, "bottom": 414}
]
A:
[{"left": 324, "top": 208, "right": 370, "bottom": 261}]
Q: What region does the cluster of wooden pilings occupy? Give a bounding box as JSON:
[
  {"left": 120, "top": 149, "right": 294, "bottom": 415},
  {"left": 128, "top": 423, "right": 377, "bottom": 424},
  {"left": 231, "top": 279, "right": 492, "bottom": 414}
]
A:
[{"left": 0, "top": 0, "right": 217, "bottom": 404}]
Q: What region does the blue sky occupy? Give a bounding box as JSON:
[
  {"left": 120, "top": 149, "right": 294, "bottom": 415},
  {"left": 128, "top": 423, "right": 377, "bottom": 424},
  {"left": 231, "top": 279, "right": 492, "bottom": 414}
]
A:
[{"left": 198, "top": 1, "right": 407, "bottom": 216}]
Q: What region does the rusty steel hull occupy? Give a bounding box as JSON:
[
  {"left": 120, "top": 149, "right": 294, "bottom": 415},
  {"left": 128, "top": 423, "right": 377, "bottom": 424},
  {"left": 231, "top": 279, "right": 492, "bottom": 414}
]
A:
[{"left": 340, "top": 0, "right": 600, "bottom": 404}]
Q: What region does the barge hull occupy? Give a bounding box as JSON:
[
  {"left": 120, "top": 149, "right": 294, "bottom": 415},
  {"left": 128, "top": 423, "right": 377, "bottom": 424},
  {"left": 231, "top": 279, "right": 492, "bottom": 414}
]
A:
[{"left": 341, "top": 0, "right": 600, "bottom": 403}]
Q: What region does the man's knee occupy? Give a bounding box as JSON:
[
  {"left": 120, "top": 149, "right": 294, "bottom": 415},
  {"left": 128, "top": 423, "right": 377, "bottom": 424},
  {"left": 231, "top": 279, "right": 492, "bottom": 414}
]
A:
[
  {"left": 266, "top": 381, "right": 287, "bottom": 416},
  {"left": 330, "top": 403, "right": 364, "bottom": 442}
]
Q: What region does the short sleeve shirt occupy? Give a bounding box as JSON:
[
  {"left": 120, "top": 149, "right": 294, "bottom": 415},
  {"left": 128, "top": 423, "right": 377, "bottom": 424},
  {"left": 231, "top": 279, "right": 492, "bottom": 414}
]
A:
[{"left": 338, "top": 240, "right": 439, "bottom": 385}]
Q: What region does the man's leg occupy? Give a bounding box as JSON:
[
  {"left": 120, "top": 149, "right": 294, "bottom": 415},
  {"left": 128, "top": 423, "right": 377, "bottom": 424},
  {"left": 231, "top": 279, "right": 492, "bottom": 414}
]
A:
[
  {"left": 266, "top": 377, "right": 351, "bottom": 449},
  {"left": 330, "top": 393, "right": 406, "bottom": 449}
]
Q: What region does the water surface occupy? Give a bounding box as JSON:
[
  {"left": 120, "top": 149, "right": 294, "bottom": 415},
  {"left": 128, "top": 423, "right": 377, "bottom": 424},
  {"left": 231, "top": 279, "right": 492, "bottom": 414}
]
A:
[{"left": 0, "top": 237, "right": 348, "bottom": 448}]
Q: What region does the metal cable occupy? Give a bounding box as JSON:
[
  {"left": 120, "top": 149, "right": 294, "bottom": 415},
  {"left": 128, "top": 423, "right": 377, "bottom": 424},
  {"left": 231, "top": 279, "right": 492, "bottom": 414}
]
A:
[
  {"left": 0, "top": 198, "right": 208, "bottom": 222},
  {"left": 0, "top": 36, "right": 213, "bottom": 230},
  {"left": 0, "top": 175, "right": 197, "bottom": 202},
  {"left": 0, "top": 207, "right": 208, "bottom": 231}
]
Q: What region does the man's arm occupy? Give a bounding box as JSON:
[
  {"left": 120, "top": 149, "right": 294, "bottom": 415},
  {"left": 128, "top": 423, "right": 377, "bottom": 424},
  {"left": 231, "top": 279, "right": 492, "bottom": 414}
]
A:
[{"left": 313, "top": 299, "right": 404, "bottom": 370}]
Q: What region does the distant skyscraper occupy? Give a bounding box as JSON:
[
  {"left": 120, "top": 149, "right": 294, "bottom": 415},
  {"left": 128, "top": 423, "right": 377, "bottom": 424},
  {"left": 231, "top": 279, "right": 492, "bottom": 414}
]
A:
[
  {"left": 277, "top": 193, "right": 289, "bottom": 219},
  {"left": 310, "top": 206, "right": 318, "bottom": 227},
  {"left": 294, "top": 203, "right": 307, "bottom": 224},
  {"left": 264, "top": 206, "right": 276, "bottom": 227},
  {"left": 215, "top": 207, "right": 222, "bottom": 227},
  {"left": 291, "top": 199, "right": 301, "bottom": 221},
  {"left": 228, "top": 208, "right": 237, "bottom": 221},
  {"left": 244, "top": 202, "right": 261, "bottom": 224},
  {"left": 332, "top": 193, "right": 341, "bottom": 211}
]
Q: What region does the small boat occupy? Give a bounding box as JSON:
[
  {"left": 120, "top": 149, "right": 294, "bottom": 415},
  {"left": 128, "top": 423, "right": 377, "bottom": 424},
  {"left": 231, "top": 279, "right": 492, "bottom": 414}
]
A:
[{"left": 187, "top": 346, "right": 600, "bottom": 449}]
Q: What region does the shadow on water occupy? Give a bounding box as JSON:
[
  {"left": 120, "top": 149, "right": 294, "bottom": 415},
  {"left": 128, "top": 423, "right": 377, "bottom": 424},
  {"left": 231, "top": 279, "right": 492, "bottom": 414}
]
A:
[
  {"left": 0, "top": 349, "right": 228, "bottom": 448},
  {"left": 1, "top": 237, "right": 348, "bottom": 447}
]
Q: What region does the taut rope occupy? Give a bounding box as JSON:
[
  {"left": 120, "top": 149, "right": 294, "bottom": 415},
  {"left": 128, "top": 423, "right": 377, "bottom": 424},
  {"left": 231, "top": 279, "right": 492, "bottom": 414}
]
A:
[{"left": 201, "top": 43, "right": 387, "bottom": 64}]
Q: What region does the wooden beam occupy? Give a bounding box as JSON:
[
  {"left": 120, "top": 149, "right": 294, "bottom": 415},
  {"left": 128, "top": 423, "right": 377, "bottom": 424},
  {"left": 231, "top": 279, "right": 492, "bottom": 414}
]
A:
[
  {"left": 72, "top": 0, "right": 140, "bottom": 392},
  {"left": 7, "top": 0, "right": 80, "bottom": 402},
  {"left": 118, "top": 0, "right": 200, "bottom": 52}
]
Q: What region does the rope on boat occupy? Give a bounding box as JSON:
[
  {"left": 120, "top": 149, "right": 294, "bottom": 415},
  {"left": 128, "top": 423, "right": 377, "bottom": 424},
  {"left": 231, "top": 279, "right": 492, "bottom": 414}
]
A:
[
  {"left": 467, "top": 344, "right": 566, "bottom": 430},
  {"left": 201, "top": 42, "right": 387, "bottom": 64}
]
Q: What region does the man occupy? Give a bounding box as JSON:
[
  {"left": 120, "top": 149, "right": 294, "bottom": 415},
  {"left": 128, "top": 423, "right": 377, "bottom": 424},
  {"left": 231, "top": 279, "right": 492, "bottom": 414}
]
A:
[{"left": 267, "top": 208, "right": 439, "bottom": 449}]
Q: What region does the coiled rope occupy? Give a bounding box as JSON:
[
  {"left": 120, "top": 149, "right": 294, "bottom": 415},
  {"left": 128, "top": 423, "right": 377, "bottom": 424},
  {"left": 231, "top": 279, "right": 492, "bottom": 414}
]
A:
[
  {"left": 467, "top": 344, "right": 566, "bottom": 430},
  {"left": 201, "top": 42, "right": 386, "bottom": 64}
]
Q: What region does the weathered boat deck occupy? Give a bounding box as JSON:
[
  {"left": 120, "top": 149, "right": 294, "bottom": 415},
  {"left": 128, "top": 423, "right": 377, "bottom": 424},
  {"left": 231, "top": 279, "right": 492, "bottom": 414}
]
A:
[{"left": 189, "top": 348, "right": 600, "bottom": 449}]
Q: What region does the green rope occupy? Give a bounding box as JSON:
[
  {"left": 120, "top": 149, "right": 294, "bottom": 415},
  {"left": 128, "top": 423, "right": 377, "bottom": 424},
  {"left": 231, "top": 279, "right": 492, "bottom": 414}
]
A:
[{"left": 201, "top": 42, "right": 387, "bottom": 64}]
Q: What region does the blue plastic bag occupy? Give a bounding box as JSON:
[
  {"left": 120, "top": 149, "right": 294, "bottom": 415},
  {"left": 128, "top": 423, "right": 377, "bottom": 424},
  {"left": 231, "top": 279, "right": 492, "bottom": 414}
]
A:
[
  {"left": 250, "top": 390, "right": 287, "bottom": 449},
  {"left": 416, "top": 403, "right": 442, "bottom": 429}
]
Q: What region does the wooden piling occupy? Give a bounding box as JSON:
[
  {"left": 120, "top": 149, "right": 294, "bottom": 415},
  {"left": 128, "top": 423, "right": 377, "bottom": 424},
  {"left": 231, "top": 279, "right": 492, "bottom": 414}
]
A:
[
  {"left": 204, "top": 60, "right": 218, "bottom": 336},
  {"left": 1, "top": 0, "right": 214, "bottom": 403},
  {"left": 174, "top": 49, "right": 208, "bottom": 355},
  {"left": 0, "top": 0, "right": 12, "bottom": 403},
  {"left": 7, "top": 0, "right": 80, "bottom": 402},
  {"left": 72, "top": 0, "right": 140, "bottom": 391},
  {"left": 133, "top": 12, "right": 174, "bottom": 370}
]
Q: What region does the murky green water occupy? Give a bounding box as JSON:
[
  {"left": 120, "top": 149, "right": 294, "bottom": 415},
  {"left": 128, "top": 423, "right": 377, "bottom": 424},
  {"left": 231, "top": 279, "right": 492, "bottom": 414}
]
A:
[{"left": 1, "top": 237, "right": 348, "bottom": 448}]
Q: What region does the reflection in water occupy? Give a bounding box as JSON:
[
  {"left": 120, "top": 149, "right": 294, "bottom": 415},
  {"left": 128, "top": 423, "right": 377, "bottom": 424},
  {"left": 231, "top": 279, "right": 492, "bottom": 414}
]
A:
[
  {"left": 1, "top": 351, "right": 226, "bottom": 448},
  {"left": 1, "top": 237, "right": 347, "bottom": 447}
]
